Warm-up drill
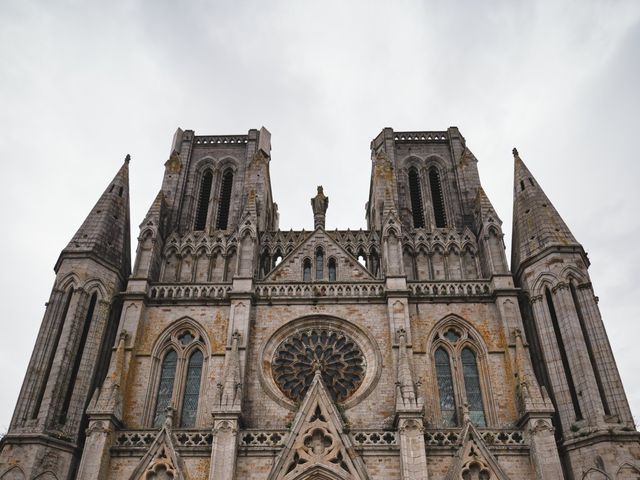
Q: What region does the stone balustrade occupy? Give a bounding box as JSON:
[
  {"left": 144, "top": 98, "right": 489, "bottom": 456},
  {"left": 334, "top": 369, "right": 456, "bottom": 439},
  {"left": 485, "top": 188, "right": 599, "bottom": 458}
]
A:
[{"left": 407, "top": 280, "right": 492, "bottom": 297}]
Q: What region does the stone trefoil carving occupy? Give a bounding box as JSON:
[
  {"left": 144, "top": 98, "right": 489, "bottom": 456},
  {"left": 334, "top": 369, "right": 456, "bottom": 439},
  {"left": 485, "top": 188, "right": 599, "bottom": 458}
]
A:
[{"left": 272, "top": 329, "right": 365, "bottom": 403}]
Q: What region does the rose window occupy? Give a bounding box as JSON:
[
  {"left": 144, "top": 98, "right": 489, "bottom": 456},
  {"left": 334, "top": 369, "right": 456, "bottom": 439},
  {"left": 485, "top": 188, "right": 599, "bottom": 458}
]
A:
[{"left": 272, "top": 329, "right": 365, "bottom": 402}]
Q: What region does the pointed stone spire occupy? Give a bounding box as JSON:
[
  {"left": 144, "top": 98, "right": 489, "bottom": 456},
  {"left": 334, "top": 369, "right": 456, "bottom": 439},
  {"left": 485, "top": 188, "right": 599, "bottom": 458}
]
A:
[
  {"left": 58, "top": 155, "right": 131, "bottom": 279},
  {"left": 511, "top": 148, "right": 579, "bottom": 275}
]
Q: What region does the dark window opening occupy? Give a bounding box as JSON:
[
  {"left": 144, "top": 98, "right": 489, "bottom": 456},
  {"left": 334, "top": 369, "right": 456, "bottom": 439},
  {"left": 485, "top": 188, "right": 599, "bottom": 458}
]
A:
[
  {"left": 216, "top": 169, "right": 234, "bottom": 230},
  {"left": 571, "top": 283, "right": 611, "bottom": 416},
  {"left": 32, "top": 289, "right": 74, "bottom": 419},
  {"left": 109, "top": 185, "right": 114, "bottom": 193},
  {"left": 303, "top": 258, "right": 311, "bottom": 281},
  {"left": 118, "top": 186, "right": 123, "bottom": 197},
  {"left": 194, "top": 171, "right": 213, "bottom": 231},
  {"left": 462, "top": 347, "right": 486, "bottom": 427},
  {"left": 435, "top": 347, "right": 457, "bottom": 426},
  {"left": 153, "top": 350, "right": 177, "bottom": 428},
  {"left": 328, "top": 258, "right": 337, "bottom": 281},
  {"left": 60, "top": 292, "right": 97, "bottom": 424},
  {"left": 546, "top": 288, "right": 583, "bottom": 421},
  {"left": 180, "top": 350, "right": 203, "bottom": 427},
  {"left": 529, "top": 178, "right": 535, "bottom": 187},
  {"left": 429, "top": 168, "right": 447, "bottom": 227},
  {"left": 315, "top": 248, "right": 324, "bottom": 280},
  {"left": 520, "top": 180, "right": 525, "bottom": 191},
  {"left": 408, "top": 168, "right": 425, "bottom": 228}
]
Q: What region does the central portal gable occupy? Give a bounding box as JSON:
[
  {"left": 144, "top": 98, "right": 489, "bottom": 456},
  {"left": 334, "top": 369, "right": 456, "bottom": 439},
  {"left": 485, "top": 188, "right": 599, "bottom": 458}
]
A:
[
  {"left": 267, "top": 371, "right": 370, "bottom": 480},
  {"left": 263, "top": 228, "right": 376, "bottom": 283}
]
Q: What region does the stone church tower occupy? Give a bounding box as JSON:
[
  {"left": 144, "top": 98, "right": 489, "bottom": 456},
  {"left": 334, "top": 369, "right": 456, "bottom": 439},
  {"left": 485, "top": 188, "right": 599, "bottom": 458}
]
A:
[{"left": 1, "top": 127, "right": 638, "bottom": 479}]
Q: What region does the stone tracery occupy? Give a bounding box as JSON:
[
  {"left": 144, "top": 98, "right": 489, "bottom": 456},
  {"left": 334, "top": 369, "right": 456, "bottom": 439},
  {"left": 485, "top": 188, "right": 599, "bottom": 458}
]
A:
[{"left": 272, "top": 329, "right": 365, "bottom": 403}]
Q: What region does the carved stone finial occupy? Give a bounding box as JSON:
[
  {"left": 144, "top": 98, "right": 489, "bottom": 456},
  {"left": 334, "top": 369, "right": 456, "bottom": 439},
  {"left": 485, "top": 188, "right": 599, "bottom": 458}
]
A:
[
  {"left": 311, "top": 186, "right": 329, "bottom": 229},
  {"left": 125, "top": 153, "right": 131, "bottom": 164},
  {"left": 512, "top": 147, "right": 519, "bottom": 158}
]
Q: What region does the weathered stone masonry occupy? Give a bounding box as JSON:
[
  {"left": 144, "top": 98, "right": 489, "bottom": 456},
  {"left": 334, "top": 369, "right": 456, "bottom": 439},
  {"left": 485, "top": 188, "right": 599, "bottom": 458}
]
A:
[{"left": 1, "top": 127, "right": 638, "bottom": 480}]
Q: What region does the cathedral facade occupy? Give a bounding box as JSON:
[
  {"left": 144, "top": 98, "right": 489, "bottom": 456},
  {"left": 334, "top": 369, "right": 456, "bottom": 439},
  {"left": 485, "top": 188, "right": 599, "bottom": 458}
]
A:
[{"left": 1, "top": 127, "right": 638, "bottom": 479}]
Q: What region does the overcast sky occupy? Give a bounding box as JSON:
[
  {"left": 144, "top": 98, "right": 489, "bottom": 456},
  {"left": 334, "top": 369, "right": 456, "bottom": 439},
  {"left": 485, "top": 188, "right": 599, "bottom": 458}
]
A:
[{"left": 0, "top": 0, "right": 639, "bottom": 432}]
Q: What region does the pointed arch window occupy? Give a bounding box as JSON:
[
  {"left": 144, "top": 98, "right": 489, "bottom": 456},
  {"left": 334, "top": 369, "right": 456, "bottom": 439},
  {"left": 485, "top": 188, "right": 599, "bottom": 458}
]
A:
[
  {"left": 432, "top": 323, "right": 490, "bottom": 427},
  {"left": 150, "top": 326, "right": 208, "bottom": 428},
  {"left": 429, "top": 167, "right": 447, "bottom": 227},
  {"left": 216, "top": 169, "right": 234, "bottom": 230},
  {"left": 303, "top": 258, "right": 312, "bottom": 281},
  {"left": 461, "top": 348, "right": 485, "bottom": 426},
  {"left": 435, "top": 347, "right": 457, "bottom": 427},
  {"left": 153, "top": 350, "right": 178, "bottom": 428},
  {"left": 315, "top": 248, "right": 324, "bottom": 280},
  {"left": 328, "top": 257, "right": 337, "bottom": 281},
  {"left": 194, "top": 170, "right": 213, "bottom": 231},
  {"left": 408, "top": 167, "right": 425, "bottom": 228},
  {"left": 180, "top": 350, "right": 204, "bottom": 427}
]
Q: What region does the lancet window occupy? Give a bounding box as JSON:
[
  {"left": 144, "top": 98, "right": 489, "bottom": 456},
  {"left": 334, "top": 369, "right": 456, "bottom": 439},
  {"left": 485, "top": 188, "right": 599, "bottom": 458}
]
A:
[
  {"left": 328, "top": 257, "right": 337, "bottom": 281},
  {"left": 429, "top": 167, "right": 447, "bottom": 228},
  {"left": 216, "top": 169, "right": 233, "bottom": 230},
  {"left": 194, "top": 170, "right": 213, "bottom": 231},
  {"left": 431, "top": 321, "right": 490, "bottom": 427},
  {"left": 150, "top": 324, "right": 207, "bottom": 428},
  {"left": 315, "top": 247, "right": 324, "bottom": 280},
  {"left": 408, "top": 167, "right": 425, "bottom": 228}
]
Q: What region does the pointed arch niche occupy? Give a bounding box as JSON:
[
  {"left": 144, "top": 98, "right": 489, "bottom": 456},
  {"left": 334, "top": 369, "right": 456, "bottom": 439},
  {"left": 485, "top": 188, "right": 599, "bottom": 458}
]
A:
[
  {"left": 144, "top": 318, "right": 211, "bottom": 428},
  {"left": 428, "top": 316, "right": 496, "bottom": 427}
]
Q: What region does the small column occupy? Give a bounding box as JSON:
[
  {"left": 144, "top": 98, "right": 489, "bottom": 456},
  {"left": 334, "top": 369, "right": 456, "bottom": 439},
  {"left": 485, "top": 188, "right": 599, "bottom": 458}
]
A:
[{"left": 310, "top": 186, "right": 329, "bottom": 229}]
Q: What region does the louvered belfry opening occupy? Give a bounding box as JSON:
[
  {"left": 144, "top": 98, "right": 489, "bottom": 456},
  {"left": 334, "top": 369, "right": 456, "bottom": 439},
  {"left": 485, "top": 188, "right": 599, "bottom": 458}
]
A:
[
  {"left": 194, "top": 170, "right": 213, "bottom": 231},
  {"left": 408, "top": 167, "right": 425, "bottom": 228},
  {"left": 429, "top": 167, "right": 447, "bottom": 228},
  {"left": 216, "top": 169, "right": 233, "bottom": 230}
]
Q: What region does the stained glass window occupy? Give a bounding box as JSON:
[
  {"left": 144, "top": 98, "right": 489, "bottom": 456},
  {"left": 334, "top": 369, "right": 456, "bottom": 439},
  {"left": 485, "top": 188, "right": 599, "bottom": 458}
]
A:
[
  {"left": 303, "top": 258, "right": 311, "bottom": 281},
  {"left": 328, "top": 258, "right": 336, "bottom": 281},
  {"left": 180, "top": 350, "right": 203, "bottom": 428},
  {"left": 461, "top": 347, "right": 486, "bottom": 427},
  {"left": 435, "top": 348, "right": 457, "bottom": 426},
  {"left": 315, "top": 248, "right": 324, "bottom": 280},
  {"left": 153, "top": 350, "right": 177, "bottom": 428}
]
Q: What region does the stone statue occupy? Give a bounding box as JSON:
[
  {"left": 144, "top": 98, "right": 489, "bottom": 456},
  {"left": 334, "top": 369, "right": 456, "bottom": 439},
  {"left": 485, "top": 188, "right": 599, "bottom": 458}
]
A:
[{"left": 311, "top": 185, "right": 329, "bottom": 229}]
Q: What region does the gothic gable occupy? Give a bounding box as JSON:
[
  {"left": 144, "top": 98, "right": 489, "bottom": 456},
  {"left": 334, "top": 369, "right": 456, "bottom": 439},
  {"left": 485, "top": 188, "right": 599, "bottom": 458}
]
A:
[
  {"left": 446, "top": 421, "right": 510, "bottom": 480},
  {"left": 263, "top": 228, "right": 376, "bottom": 282},
  {"left": 268, "top": 372, "right": 370, "bottom": 480},
  {"left": 128, "top": 411, "right": 188, "bottom": 480}
]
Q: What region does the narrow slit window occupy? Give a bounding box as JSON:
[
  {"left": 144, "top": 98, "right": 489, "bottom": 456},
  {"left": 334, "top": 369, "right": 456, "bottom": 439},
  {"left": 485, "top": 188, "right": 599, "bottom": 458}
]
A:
[
  {"left": 303, "top": 258, "right": 311, "bottom": 281},
  {"left": 32, "top": 288, "right": 74, "bottom": 419},
  {"left": 328, "top": 258, "right": 337, "bottom": 281},
  {"left": 154, "top": 350, "right": 178, "bottom": 428},
  {"left": 408, "top": 168, "right": 425, "bottom": 228},
  {"left": 180, "top": 350, "right": 203, "bottom": 428},
  {"left": 315, "top": 248, "right": 324, "bottom": 280},
  {"left": 429, "top": 167, "right": 447, "bottom": 227},
  {"left": 216, "top": 169, "right": 234, "bottom": 230},
  {"left": 571, "top": 283, "right": 611, "bottom": 416},
  {"left": 60, "top": 292, "right": 97, "bottom": 424},
  {"left": 435, "top": 347, "right": 457, "bottom": 426},
  {"left": 194, "top": 171, "right": 213, "bottom": 231},
  {"left": 461, "top": 347, "right": 486, "bottom": 427},
  {"left": 546, "top": 288, "right": 583, "bottom": 420}
]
